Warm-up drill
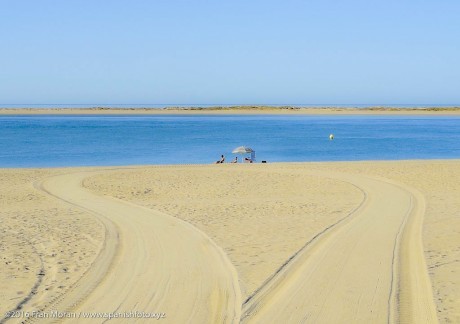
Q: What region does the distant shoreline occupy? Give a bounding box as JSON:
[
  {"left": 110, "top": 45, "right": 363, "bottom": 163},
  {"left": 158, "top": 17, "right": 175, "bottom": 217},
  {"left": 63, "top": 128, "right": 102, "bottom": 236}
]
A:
[{"left": 1, "top": 106, "right": 460, "bottom": 115}]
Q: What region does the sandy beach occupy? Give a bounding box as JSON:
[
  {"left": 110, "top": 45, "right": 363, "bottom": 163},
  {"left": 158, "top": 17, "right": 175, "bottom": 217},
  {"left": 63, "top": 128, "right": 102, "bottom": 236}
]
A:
[
  {"left": 3, "top": 0, "right": 459, "bottom": 322},
  {"left": 1, "top": 160, "right": 459, "bottom": 323}
]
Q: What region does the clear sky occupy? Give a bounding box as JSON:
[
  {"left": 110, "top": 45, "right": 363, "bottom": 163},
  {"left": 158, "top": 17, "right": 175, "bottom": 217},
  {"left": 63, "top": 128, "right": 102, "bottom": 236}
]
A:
[{"left": 1, "top": 0, "right": 459, "bottom": 105}]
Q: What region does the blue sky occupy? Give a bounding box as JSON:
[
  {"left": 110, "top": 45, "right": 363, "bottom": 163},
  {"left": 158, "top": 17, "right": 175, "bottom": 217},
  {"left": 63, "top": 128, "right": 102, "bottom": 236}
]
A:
[{"left": 1, "top": 0, "right": 459, "bottom": 105}]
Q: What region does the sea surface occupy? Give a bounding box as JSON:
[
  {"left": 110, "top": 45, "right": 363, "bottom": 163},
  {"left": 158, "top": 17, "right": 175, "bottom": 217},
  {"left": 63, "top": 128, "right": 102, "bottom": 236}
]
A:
[{"left": 1, "top": 114, "right": 460, "bottom": 167}]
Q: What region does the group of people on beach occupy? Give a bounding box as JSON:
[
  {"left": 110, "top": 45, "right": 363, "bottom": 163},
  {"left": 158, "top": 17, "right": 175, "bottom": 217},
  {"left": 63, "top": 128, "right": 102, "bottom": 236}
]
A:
[{"left": 215, "top": 155, "right": 253, "bottom": 164}]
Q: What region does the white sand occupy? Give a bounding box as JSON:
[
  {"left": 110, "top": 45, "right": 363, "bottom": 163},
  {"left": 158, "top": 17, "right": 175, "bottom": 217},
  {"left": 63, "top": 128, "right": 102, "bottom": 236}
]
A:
[
  {"left": 1, "top": 161, "right": 459, "bottom": 323},
  {"left": 0, "top": 169, "right": 104, "bottom": 322}
]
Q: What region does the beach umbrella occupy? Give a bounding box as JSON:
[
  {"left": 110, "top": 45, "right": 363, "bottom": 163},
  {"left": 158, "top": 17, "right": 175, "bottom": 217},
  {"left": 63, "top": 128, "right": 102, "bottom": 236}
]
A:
[
  {"left": 232, "top": 146, "right": 255, "bottom": 162},
  {"left": 232, "top": 146, "right": 254, "bottom": 154}
]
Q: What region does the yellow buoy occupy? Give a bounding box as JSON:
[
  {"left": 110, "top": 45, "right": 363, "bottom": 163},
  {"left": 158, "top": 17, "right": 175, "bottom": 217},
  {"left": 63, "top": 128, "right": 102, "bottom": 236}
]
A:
[{"left": 329, "top": 134, "right": 334, "bottom": 140}]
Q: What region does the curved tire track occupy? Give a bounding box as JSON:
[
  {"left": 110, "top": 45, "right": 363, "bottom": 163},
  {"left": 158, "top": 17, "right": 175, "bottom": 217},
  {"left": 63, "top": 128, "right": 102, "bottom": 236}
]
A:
[
  {"left": 34, "top": 171, "right": 241, "bottom": 323},
  {"left": 242, "top": 171, "right": 438, "bottom": 324},
  {"left": 15, "top": 167, "right": 437, "bottom": 324}
]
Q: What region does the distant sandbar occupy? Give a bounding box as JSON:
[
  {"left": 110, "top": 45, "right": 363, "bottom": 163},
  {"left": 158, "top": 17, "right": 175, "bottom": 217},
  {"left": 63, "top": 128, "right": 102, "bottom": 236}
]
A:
[{"left": 1, "top": 106, "right": 460, "bottom": 115}]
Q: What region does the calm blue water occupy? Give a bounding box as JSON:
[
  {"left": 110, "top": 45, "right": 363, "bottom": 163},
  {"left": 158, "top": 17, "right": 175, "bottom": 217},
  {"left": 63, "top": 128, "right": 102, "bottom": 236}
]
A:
[{"left": 1, "top": 115, "right": 460, "bottom": 167}]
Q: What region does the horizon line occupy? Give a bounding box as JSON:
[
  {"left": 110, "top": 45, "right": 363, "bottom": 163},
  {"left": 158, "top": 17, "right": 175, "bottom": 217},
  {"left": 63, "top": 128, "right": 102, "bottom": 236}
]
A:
[{"left": 1, "top": 103, "right": 459, "bottom": 106}]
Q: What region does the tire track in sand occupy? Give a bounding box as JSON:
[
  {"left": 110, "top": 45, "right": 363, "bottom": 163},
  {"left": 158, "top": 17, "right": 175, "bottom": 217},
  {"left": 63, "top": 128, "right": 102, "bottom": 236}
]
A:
[
  {"left": 241, "top": 171, "right": 438, "bottom": 324},
  {"left": 35, "top": 171, "right": 241, "bottom": 323}
]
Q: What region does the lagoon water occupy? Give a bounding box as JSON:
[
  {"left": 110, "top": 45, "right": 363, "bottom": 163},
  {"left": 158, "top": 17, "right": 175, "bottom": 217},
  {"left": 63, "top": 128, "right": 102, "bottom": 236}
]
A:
[{"left": 1, "top": 115, "right": 460, "bottom": 167}]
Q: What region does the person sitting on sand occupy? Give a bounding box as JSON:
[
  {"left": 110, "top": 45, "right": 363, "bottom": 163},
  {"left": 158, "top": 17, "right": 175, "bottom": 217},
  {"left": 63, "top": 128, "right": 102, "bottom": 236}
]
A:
[
  {"left": 216, "top": 154, "right": 225, "bottom": 164},
  {"left": 231, "top": 157, "right": 238, "bottom": 163},
  {"left": 244, "top": 157, "right": 253, "bottom": 163}
]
